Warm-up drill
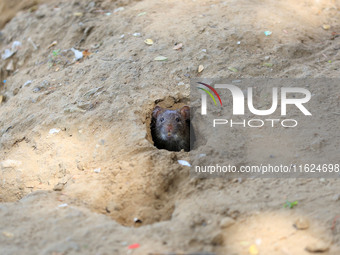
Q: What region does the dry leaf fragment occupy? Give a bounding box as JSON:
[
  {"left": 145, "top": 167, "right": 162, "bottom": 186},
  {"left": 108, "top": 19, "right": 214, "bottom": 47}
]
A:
[
  {"left": 322, "top": 24, "right": 331, "bottom": 30},
  {"left": 173, "top": 43, "right": 183, "bottom": 50},
  {"left": 154, "top": 56, "right": 168, "bottom": 61},
  {"left": 82, "top": 50, "right": 92, "bottom": 58},
  {"left": 74, "top": 12, "right": 83, "bottom": 17},
  {"left": 228, "top": 66, "right": 238, "bottom": 72},
  {"left": 144, "top": 39, "right": 153, "bottom": 45},
  {"left": 47, "top": 41, "right": 58, "bottom": 49}
]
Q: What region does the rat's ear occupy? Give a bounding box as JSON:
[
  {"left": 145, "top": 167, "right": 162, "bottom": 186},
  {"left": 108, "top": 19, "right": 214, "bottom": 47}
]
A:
[
  {"left": 152, "top": 106, "right": 163, "bottom": 118},
  {"left": 180, "top": 106, "right": 190, "bottom": 120}
]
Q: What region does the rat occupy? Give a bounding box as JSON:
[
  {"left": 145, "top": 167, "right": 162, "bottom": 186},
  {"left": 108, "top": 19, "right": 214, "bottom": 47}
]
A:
[{"left": 151, "top": 105, "right": 190, "bottom": 152}]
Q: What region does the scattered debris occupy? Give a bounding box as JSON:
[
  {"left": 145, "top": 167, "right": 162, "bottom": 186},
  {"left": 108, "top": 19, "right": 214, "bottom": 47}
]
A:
[
  {"left": 128, "top": 243, "right": 140, "bottom": 249},
  {"left": 53, "top": 183, "right": 64, "bottom": 191},
  {"left": 83, "top": 86, "right": 103, "bottom": 98},
  {"left": 23, "top": 80, "right": 32, "bottom": 87},
  {"left": 137, "top": 12, "right": 147, "bottom": 16},
  {"left": 178, "top": 160, "right": 191, "bottom": 167},
  {"left": 73, "top": 12, "right": 83, "bottom": 17},
  {"left": 294, "top": 217, "right": 310, "bottom": 230},
  {"left": 322, "top": 24, "right": 331, "bottom": 30},
  {"left": 71, "top": 48, "right": 83, "bottom": 61},
  {"left": 49, "top": 128, "right": 61, "bottom": 134},
  {"left": 114, "top": 7, "right": 124, "bottom": 13},
  {"left": 47, "top": 41, "right": 58, "bottom": 49},
  {"left": 173, "top": 43, "right": 183, "bottom": 50},
  {"left": 228, "top": 67, "right": 238, "bottom": 72},
  {"left": 1, "top": 41, "right": 22, "bottom": 60},
  {"left": 154, "top": 56, "right": 168, "bottom": 61},
  {"left": 144, "top": 39, "right": 154, "bottom": 45},
  {"left": 2, "top": 231, "right": 14, "bottom": 238},
  {"left": 198, "top": 64, "right": 204, "bottom": 73},
  {"left": 263, "top": 62, "right": 273, "bottom": 67},
  {"left": 331, "top": 215, "right": 340, "bottom": 231},
  {"left": 6, "top": 60, "right": 14, "bottom": 71},
  {"left": 82, "top": 50, "right": 92, "bottom": 58},
  {"left": 220, "top": 217, "right": 235, "bottom": 228},
  {"left": 0, "top": 159, "right": 22, "bottom": 168},
  {"left": 28, "top": 37, "right": 38, "bottom": 50},
  {"left": 264, "top": 31, "right": 272, "bottom": 36},
  {"left": 284, "top": 200, "right": 298, "bottom": 209},
  {"left": 305, "top": 241, "right": 329, "bottom": 253}
]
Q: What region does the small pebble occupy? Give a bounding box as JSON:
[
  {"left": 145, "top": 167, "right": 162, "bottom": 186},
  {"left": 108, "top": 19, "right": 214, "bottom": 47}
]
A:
[
  {"left": 220, "top": 217, "right": 235, "bottom": 228},
  {"left": 333, "top": 194, "right": 340, "bottom": 201},
  {"left": 294, "top": 217, "right": 310, "bottom": 230},
  {"left": 305, "top": 241, "right": 329, "bottom": 253}
]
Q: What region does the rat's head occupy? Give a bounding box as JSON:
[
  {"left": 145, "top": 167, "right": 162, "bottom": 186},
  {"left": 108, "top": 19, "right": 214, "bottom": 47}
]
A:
[{"left": 152, "top": 106, "right": 190, "bottom": 141}]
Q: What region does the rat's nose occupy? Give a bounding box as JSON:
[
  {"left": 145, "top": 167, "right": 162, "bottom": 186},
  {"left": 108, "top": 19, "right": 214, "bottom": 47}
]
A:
[{"left": 167, "top": 125, "right": 173, "bottom": 133}]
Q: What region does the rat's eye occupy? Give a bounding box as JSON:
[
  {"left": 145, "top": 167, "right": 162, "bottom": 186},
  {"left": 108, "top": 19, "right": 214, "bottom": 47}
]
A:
[
  {"left": 160, "top": 117, "right": 164, "bottom": 122},
  {"left": 175, "top": 117, "right": 180, "bottom": 122}
]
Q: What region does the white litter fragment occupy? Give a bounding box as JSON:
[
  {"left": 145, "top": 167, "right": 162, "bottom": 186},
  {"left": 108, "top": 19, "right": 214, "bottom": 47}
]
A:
[
  {"left": 1, "top": 41, "right": 22, "bottom": 60},
  {"left": 133, "top": 32, "right": 141, "bottom": 37},
  {"left": 201, "top": 49, "right": 207, "bottom": 53},
  {"left": 49, "top": 128, "right": 61, "bottom": 134},
  {"left": 11, "top": 41, "right": 22, "bottom": 51},
  {"left": 23, "top": 80, "right": 32, "bottom": 87},
  {"left": 178, "top": 160, "right": 191, "bottom": 167},
  {"left": 0, "top": 159, "right": 22, "bottom": 168},
  {"left": 58, "top": 203, "right": 68, "bottom": 208},
  {"left": 71, "top": 48, "right": 83, "bottom": 60},
  {"left": 94, "top": 168, "right": 101, "bottom": 173},
  {"left": 1, "top": 49, "right": 14, "bottom": 60},
  {"left": 114, "top": 7, "right": 124, "bottom": 13},
  {"left": 28, "top": 37, "right": 38, "bottom": 50}
]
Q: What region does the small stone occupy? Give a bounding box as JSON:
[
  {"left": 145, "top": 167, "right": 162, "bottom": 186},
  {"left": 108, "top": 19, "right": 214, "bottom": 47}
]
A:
[
  {"left": 305, "top": 241, "right": 329, "bottom": 253},
  {"left": 322, "top": 24, "right": 331, "bottom": 30},
  {"left": 220, "top": 217, "right": 235, "bottom": 228},
  {"left": 294, "top": 217, "right": 310, "bottom": 230},
  {"left": 6, "top": 60, "right": 14, "bottom": 71},
  {"left": 333, "top": 194, "right": 340, "bottom": 201},
  {"left": 211, "top": 232, "right": 224, "bottom": 245},
  {"left": 13, "top": 88, "right": 19, "bottom": 96},
  {"left": 1, "top": 159, "right": 22, "bottom": 168},
  {"left": 53, "top": 183, "right": 64, "bottom": 191}
]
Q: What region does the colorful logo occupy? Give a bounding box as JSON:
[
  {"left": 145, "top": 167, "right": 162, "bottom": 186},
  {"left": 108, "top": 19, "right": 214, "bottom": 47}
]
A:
[{"left": 197, "top": 82, "right": 223, "bottom": 106}]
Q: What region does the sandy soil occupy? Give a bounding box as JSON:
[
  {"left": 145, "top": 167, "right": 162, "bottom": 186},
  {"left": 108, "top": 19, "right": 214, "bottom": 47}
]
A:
[{"left": 1, "top": 0, "right": 340, "bottom": 254}]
